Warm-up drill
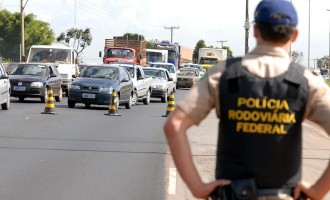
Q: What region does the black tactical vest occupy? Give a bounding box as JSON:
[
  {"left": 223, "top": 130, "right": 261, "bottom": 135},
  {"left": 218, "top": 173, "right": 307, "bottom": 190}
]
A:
[{"left": 217, "top": 58, "right": 308, "bottom": 188}]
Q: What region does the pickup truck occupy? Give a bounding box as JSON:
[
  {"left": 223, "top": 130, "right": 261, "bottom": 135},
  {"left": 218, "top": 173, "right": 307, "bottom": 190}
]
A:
[{"left": 114, "top": 62, "right": 152, "bottom": 105}]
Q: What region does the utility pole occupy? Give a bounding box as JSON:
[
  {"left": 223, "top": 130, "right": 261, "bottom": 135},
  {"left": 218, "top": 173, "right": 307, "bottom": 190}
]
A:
[
  {"left": 312, "top": 58, "right": 318, "bottom": 70},
  {"left": 244, "top": 0, "right": 250, "bottom": 54},
  {"left": 308, "top": 0, "right": 311, "bottom": 69},
  {"left": 216, "top": 40, "right": 227, "bottom": 48},
  {"left": 327, "top": 9, "right": 330, "bottom": 70},
  {"left": 164, "top": 26, "right": 179, "bottom": 43},
  {"left": 20, "top": 0, "right": 29, "bottom": 62}
]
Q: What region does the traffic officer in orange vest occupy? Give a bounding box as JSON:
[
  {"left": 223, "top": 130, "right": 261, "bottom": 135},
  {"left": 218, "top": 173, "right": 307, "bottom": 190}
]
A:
[{"left": 164, "top": 0, "right": 330, "bottom": 199}]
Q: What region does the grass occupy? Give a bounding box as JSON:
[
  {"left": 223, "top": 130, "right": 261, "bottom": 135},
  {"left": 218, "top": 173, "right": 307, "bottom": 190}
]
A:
[{"left": 326, "top": 81, "right": 330, "bottom": 87}]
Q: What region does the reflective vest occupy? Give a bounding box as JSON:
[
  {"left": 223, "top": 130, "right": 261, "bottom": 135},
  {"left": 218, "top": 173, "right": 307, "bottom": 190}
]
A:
[{"left": 217, "top": 58, "right": 308, "bottom": 188}]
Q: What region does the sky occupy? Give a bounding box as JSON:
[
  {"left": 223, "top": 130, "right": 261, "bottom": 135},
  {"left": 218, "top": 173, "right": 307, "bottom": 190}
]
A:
[{"left": 2, "top": 0, "right": 330, "bottom": 68}]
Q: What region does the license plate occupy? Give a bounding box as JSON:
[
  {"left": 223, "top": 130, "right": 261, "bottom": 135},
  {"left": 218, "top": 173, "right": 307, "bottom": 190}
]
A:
[
  {"left": 13, "top": 86, "right": 26, "bottom": 91},
  {"left": 82, "top": 93, "right": 95, "bottom": 99}
]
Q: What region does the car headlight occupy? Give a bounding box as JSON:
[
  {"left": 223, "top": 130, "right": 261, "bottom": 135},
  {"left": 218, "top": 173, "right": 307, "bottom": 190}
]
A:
[
  {"left": 71, "top": 85, "right": 81, "bottom": 90},
  {"left": 99, "top": 86, "right": 112, "bottom": 92},
  {"left": 153, "top": 84, "right": 166, "bottom": 89},
  {"left": 30, "top": 82, "right": 43, "bottom": 87}
]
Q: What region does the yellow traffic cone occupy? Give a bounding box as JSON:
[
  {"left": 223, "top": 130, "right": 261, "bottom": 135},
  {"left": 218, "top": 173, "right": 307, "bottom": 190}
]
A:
[
  {"left": 162, "top": 91, "right": 175, "bottom": 117},
  {"left": 105, "top": 89, "right": 121, "bottom": 116},
  {"left": 41, "top": 87, "right": 57, "bottom": 115}
]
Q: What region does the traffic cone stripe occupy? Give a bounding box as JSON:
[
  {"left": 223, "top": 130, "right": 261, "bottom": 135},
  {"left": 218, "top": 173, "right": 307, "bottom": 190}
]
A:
[
  {"left": 162, "top": 91, "right": 176, "bottom": 117},
  {"left": 105, "top": 89, "right": 121, "bottom": 116},
  {"left": 45, "top": 104, "right": 55, "bottom": 108},
  {"left": 41, "top": 87, "right": 57, "bottom": 115}
]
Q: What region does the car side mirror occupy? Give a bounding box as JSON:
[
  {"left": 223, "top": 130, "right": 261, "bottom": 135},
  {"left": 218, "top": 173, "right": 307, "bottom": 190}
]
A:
[
  {"left": 50, "top": 74, "right": 57, "bottom": 78},
  {"left": 168, "top": 77, "right": 173, "bottom": 81},
  {"left": 72, "top": 74, "right": 77, "bottom": 78},
  {"left": 0, "top": 74, "right": 9, "bottom": 79},
  {"left": 122, "top": 78, "right": 129, "bottom": 82}
]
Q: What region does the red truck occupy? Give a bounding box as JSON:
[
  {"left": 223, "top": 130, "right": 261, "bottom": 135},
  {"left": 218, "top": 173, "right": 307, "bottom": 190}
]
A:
[{"left": 101, "top": 36, "right": 147, "bottom": 66}]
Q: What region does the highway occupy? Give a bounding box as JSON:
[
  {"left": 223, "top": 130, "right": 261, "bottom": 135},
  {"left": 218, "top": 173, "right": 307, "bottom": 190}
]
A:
[
  {"left": 0, "top": 90, "right": 189, "bottom": 200},
  {"left": 1, "top": 89, "right": 329, "bottom": 200}
]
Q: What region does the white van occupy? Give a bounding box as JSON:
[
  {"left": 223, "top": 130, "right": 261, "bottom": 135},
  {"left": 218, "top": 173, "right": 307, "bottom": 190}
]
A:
[{"left": 27, "top": 45, "right": 79, "bottom": 96}]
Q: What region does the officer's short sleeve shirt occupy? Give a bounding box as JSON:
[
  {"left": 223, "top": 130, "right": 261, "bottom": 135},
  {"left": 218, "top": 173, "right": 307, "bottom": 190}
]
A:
[{"left": 177, "top": 45, "right": 330, "bottom": 135}]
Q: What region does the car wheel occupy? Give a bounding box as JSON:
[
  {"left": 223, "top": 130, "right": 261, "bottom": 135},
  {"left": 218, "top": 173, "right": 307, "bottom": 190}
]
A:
[
  {"left": 41, "top": 88, "right": 48, "bottom": 103},
  {"left": 125, "top": 94, "right": 132, "bottom": 109},
  {"left": 161, "top": 91, "right": 168, "bottom": 103},
  {"left": 18, "top": 96, "right": 25, "bottom": 102},
  {"left": 1, "top": 91, "right": 10, "bottom": 110},
  {"left": 85, "top": 103, "right": 91, "bottom": 108},
  {"left": 143, "top": 89, "right": 150, "bottom": 105},
  {"left": 132, "top": 90, "right": 138, "bottom": 106},
  {"left": 68, "top": 99, "right": 76, "bottom": 108},
  {"left": 55, "top": 87, "right": 63, "bottom": 102},
  {"left": 172, "top": 86, "right": 176, "bottom": 93}
]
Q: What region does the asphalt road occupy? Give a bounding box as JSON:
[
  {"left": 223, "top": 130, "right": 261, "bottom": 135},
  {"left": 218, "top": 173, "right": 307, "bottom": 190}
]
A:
[{"left": 0, "top": 90, "right": 188, "bottom": 200}]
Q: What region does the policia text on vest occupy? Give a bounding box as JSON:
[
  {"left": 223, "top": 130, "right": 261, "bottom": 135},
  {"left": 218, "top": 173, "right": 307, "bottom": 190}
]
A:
[{"left": 228, "top": 97, "right": 296, "bottom": 135}]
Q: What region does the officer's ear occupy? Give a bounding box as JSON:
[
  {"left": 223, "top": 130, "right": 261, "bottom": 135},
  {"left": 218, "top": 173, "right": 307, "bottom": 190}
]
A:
[{"left": 291, "top": 29, "right": 299, "bottom": 43}]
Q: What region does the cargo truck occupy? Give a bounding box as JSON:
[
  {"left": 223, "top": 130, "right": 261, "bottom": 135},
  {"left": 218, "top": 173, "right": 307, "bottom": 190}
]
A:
[
  {"left": 101, "top": 36, "right": 147, "bottom": 66},
  {"left": 146, "top": 49, "right": 168, "bottom": 64},
  {"left": 198, "top": 48, "right": 227, "bottom": 70},
  {"left": 154, "top": 40, "right": 193, "bottom": 69}
]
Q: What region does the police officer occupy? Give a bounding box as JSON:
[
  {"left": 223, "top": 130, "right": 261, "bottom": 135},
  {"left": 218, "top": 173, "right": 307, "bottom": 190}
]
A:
[{"left": 163, "top": 0, "right": 330, "bottom": 199}]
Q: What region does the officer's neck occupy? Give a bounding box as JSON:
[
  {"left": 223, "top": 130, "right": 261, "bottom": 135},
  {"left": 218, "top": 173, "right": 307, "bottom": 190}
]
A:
[{"left": 257, "top": 40, "right": 291, "bottom": 53}]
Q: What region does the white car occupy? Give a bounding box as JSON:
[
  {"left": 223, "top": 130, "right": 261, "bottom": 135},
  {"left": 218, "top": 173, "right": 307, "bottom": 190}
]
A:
[
  {"left": 149, "top": 62, "right": 177, "bottom": 85},
  {"left": 183, "top": 63, "right": 206, "bottom": 77},
  {"left": 0, "top": 63, "right": 10, "bottom": 110}
]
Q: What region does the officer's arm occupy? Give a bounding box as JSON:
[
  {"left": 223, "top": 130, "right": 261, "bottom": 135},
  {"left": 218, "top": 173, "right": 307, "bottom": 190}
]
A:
[
  {"left": 294, "top": 160, "right": 330, "bottom": 200},
  {"left": 164, "top": 107, "right": 228, "bottom": 198}
]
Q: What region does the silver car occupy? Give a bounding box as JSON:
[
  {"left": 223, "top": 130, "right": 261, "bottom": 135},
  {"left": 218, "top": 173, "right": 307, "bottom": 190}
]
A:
[{"left": 0, "top": 63, "right": 10, "bottom": 110}]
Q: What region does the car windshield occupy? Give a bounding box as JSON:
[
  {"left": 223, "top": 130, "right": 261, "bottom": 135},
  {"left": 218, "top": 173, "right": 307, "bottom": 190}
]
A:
[
  {"left": 80, "top": 66, "right": 118, "bottom": 79},
  {"left": 144, "top": 69, "right": 166, "bottom": 80},
  {"left": 150, "top": 64, "right": 175, "bottom": 73},
  {"left": 178, "top": 69, "right": 197, "bottom": 76},
  {"left": 185, "top": 64, "right": 202, "bottom": 71},
  {"left": 11, "top": 64, "right": 47, "bottom": 76},
  {"left": 122, "top": 66, "right": 134, "bottom": 78}
]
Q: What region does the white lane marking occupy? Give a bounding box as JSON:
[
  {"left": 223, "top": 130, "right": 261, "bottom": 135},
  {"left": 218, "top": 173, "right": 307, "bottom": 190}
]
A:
[{"left": 168, "top": 167, "right": 177, "bottom": 195}]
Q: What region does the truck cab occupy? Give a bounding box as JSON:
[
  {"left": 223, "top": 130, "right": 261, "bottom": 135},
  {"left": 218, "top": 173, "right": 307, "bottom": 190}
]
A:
[{"left": 27, "top": 45, "right": 79, "bottom": 96}]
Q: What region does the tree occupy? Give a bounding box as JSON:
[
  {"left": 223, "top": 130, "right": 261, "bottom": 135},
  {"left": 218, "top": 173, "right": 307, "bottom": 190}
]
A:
[
  {"left": 290, "top": 50, "right": 304, "bottom": 64},
  {"left": 222, "top": 46, "right": 233, "bottom": 59},
  {"left": 57, "top": 27, "right": 92, "bottom": 61},
  {"left": 0, "top": 9, "right": 55, "bottom": 61},
  {"left": 193, "top": 40, "right": 206, "bottom": 63},
  {"left": 317, "top": 56, "right": 329, "bottom": 69},
  {"left": 122, "top": 33, "right": 145, "bottom": 40}
]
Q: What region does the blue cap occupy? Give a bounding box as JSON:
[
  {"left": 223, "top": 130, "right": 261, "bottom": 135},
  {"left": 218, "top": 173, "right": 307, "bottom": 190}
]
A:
[{"left": 254, "top": 0, "right": 298, "bottom": 26}]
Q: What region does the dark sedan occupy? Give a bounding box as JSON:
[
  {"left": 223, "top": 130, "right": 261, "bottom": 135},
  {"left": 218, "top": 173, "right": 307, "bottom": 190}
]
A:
[
  {"left": 68, "top": 65, "right": 133, "bottom": 109},
  {"left": 10, "top": 63, "right": 63, "bottom": 102}
]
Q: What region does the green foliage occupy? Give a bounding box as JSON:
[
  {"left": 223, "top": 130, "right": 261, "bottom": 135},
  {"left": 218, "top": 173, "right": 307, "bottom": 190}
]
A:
[
  {"left": 193, "top": 40, "right": 206, "bottom": 63},
  {"left": 222, "top": 46, "right": 233, "bottom": 58},
  {"left": 290, "top": 50, "right": 303, "bottom": 64},
  {"left": 0, "top": 9, "right": 55, "bottom": 61},
  {"left": 146, "top": 40, "right": 154, "bottom": 49},
  {"left": 57, "top": 27, "right": 92, "bottom": 59},
  {"left": 122, "top": 33, "right": 145, "bottom": 40},
  {"left": 316, "top": 56, "right": 329, "bottom": 69}
]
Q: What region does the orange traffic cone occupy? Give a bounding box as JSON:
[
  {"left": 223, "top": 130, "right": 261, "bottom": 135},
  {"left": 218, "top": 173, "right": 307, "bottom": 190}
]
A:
[
  {"left": 162, "top": 91, "right": 175, "bottom": 117},
  {"left": 105, "top": 89, "right": 121, "bottom": 116},
  {"left": 41, "top": 87, "right": 57, "bottom": 115}
]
